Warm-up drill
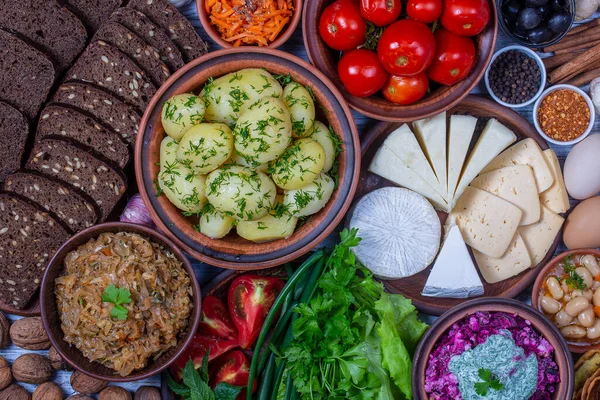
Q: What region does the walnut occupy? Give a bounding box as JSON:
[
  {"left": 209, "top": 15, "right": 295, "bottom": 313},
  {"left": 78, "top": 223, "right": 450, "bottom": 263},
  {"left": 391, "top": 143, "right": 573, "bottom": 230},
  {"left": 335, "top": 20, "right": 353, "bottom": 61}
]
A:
[
  {"left": 9, "top": 317, "right": 50, "bottom": 350},
  {"left": 12, "top": 354, "right": 52, "bottom": 384},
  {"left": 0, "top": 313, "right": 10, "bottom": 348},
  {"left": 134, "top": 386, "right": 161, "bottom": 400},
  {"left": 48, "top": 347, "right": 70, "bottom": 371},
  {"left": 70, "top": 370, "right": 108, "bottom": 394},
  {"left": 0, "top": 383, "right": 31, "bottom": 400},
  {"left": 99, "top": 386, "right": 132, "bottom": 400},
  {"left": 0, "top": 356, "right": 11, "bottom": 391},
  {"left": 66, "top": 395, "right": 94, "bottom": 400},
  {"left": 32, "top": 382, "right": 63, "bottom": 400}
]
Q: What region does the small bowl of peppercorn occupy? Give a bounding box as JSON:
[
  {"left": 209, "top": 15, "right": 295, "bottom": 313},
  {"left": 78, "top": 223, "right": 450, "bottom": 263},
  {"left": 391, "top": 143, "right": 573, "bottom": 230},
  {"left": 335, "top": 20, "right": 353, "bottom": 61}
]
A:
[
  {"left": 485, "top": 45, "right": 546, "bottom": 108},
  {"left": 533, "top": 84, "right": 595, "bottom": 145}
]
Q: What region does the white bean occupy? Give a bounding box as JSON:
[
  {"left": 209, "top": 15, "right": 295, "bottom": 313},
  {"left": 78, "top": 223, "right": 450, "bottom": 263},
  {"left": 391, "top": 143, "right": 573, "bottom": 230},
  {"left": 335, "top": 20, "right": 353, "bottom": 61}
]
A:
[
  {"left": 564, "top": 294, "right": 572, "bottom": 302},
  {"left": 573, "top": 289, "right": 585, "bottom": 298},
  {"left": 593, "top": 281, "right": 600, "bottom": 290},
  {"left": 562, "top": 324, "right": 587, "bottom": 339},
  {"left": 588, "top": 319, "right": 600, "bottom": 340},
  {"left": 577, "top": 267, "right": 594, "bottom": 289},
  {"left": 556, "top": 310, "right": 574, "bottom": 327},
  {"left": 546, "top": 277, "right": 564, "bottom": 300},
  {"left": 594, "top": 289, "right": 600, "bottom": 307},
  {"left": 579, "top": 307, "right": 596, "bottom": 327},
  {"left": 566, "top": 297, "right": 591, "bottom": 316},
  {"left": 562, "top": 281, "right": 570, "bottom": 294},
  {"left": 584, "top": 290, "right": 594, "bottom": 301},
  {"left": 541, "top": 296, "right": 562, "bottom": 314},
  {"left": 583, "top": 255, "right": 600, "bottom": 277}
]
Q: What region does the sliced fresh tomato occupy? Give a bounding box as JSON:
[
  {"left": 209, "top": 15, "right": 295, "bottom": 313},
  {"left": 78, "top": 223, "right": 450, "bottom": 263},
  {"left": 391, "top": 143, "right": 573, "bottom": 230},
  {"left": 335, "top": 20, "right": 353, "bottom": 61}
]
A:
[
  {"left": 427, "top": 28, "right": 476, "bottom": 85},
  {"left": 209, "top": 350, "right": 256, "bottom": 398},
  {"left": 407, "top": 0, "right": 443, "bottom": 23},
  {"left": 197, "top": 296, "right": 238, "bottom": 340},
  {"left": 319, "top": 0, "right": 367, "bottom": 51},
  {"left": 228, "top": 275, "right": 285, "bottom": 349},
  {"left": 360, "top": 0, "right": 402, "bottom": 26},
  {"left": 440, "top": 0, "right": 490, "bottom": 36},
  {"left": 383, "top": 72, "right": 429, "bottom": 105},
  {"left": 170, "top": 334, "right": 238, "bottom": 380},
  {"left": 338, "top": 49, "right": 389, "bottom": 97}
]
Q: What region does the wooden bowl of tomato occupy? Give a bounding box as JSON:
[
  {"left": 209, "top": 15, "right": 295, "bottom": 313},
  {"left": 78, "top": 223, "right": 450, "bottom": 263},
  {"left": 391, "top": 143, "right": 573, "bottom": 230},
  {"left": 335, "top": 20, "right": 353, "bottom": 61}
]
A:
[{"left": 303, "top": 0, "right": 498, "bottom": 122}]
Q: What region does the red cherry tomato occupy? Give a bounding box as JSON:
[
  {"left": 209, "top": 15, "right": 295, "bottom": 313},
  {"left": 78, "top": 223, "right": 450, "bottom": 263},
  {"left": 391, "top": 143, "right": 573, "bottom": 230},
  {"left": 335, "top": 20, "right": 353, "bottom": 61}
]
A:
[
  {"left": 440, "top": 0, "right": 490, "bottom": 36},
  {"left": 427, "top": 28, "right": 476, "bottom": 85},
  {"left": 338, "top": 49, "right": 389, "bottom": 97},
  {"left": 377, "top": 19, "right": 436, "bottom": 76},
  {"left": 383, "top": 72, "right": 429, "bottom": 105},
  {"left": 360, "top": 0, "right": 402, "bottom": 26},
  {"left": 407, "top": 0, "right": 443, "bottom": 23},
  {"left": 319, "top": 0, "right": 367, "bottom": 51}
]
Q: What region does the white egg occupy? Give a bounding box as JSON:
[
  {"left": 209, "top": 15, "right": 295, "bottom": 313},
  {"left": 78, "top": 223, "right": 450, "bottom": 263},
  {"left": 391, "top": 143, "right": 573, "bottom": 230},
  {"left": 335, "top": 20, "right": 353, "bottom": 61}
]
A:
[{"left": 564, "top": 134, "right": 600, "bottom": 200}]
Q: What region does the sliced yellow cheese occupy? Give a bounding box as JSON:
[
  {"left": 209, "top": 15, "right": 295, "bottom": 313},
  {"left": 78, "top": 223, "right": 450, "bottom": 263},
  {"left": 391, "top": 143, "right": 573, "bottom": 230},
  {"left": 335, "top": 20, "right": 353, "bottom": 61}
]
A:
[
  {"left": 451, "top": 186, "right": 522, "bottom": 258},
  {"left": 540, "top": 149, "right": 570, "bottom": 214},
  {"left": 451, "top": 119, "right": 517, "bottom": 211},
  {"left": 369, "top": 144, "right": 448, "bottom": 210},
  {"left": 470, "top": 165, "right": 540, "bottom": 226},
  {"left": 413, "top": 112, "right": 447, "bottom": 199},
  {"left": 473, "top": 231, "right": 532, "bottom": 284},
  {"left": 481, "top": 138, "right": 554, "bottom": 193},
  {"left": 447, "top": 115, "right": 477, "bottom": 203},
  {"left": 518, "top": 205, "right": 564, "bottom": 267},
  {"left": 383, "top": 124, "right": 446, "bottom": 200}
]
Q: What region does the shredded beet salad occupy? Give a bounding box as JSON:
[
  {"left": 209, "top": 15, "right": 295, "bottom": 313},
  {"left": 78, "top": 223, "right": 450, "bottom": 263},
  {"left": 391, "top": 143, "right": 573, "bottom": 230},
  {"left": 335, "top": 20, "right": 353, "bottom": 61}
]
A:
[{"left": 424, "top": 311, "right": 560, "bottom": 400}]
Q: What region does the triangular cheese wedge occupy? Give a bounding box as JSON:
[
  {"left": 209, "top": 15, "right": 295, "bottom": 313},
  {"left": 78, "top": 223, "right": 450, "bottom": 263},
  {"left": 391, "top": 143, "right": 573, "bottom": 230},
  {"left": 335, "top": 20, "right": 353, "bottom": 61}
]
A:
[
  {"left": 473, "top": 231, "right": 532, "bottom": 284},
  {"left": 447, "top": 115, "right": 477, "bottom": 204},
  {"left": 413, "top": 112, "right": 447, "bottom": 199},
  {"left": 422, "top": 223, "right": 484, "bottom": 298},
  {"left": 540, "top": 149, "right": 570, "bottom": 214},
  {"left": 481, "top": 138, "right": 554, "bottom": 193},
  {"left": 518, "top": 205, "right": 564, "bottom": 267}
]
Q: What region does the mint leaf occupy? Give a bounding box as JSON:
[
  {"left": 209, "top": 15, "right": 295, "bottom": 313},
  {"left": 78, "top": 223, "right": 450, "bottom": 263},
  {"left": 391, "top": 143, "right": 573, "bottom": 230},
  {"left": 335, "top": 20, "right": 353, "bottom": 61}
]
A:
[
  {"left": 199, "top": 350, "right": 209, "bottom": 383},
  {"left": 168, "top": 374, "right": 191, "bottom": 396},
  {"left": 102, "top": 285, "right": 131, "bottom": 320},
  {"left": 214, "top": 382, "right": 243, "bottom": 400},
  {"left": 182, "top": 359, "right": 214, "bottom": 400}
]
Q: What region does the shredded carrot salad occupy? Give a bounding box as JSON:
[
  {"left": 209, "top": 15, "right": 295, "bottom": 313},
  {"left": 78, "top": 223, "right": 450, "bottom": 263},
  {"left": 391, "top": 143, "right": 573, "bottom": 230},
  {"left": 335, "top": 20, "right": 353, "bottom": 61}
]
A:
[{"left": 205, "top": 0, "right": 294, "bottom": 47}]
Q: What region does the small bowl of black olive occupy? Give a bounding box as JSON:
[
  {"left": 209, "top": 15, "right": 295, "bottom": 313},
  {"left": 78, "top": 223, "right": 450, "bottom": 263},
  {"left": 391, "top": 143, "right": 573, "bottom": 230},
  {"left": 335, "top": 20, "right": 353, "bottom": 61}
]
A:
[{"left": 498, "top": 0, "right": 575, "bottom": 46}]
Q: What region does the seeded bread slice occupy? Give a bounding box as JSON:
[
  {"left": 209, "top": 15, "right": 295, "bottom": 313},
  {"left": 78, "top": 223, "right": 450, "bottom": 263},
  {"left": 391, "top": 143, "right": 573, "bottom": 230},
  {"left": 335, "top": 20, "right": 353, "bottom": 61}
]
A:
[
  {"left": 0, "top": 102, "right": 29, "bottom": 182},
  {"left": 0, "top": 193, "right": 70, "bottom": 309},
  {"left": 4, "top": 171, "right": 100, "bottom": 233},
  {"left": 0, "top": 30, "right": 56, "bottom": 120},
  {"left": 37, "top": 105, "right": 130, "bottom": 169},
  {"left": 128, "top": 0, "right": 209, "bottom": 62},
  {"left": 26, "top": 139, "right": 127, "bottom": 221},
  {"left": 67, "top": 40, "right": 157, "bottom": 113},
  {"left": 51, "top": 83, "right": 140, "bottom": 146},
  {"left": 0, "top": 0, "right": 87, "bottom": 71},
  {"left": 93, "top": 21, "right": 171, "bottom": 86},
  {"left": 110, "top": 8, "right": 184, "bottom": 73},
  {"left": 63, "top": 0, "right": 123, "bottom": 33}
]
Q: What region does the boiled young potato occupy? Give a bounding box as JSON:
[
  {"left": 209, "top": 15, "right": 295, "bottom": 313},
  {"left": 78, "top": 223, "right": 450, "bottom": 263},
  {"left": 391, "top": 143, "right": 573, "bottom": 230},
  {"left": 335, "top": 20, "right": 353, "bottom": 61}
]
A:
[
  {"left": 198, "top": 205, "right": 235, "bottom": 239},
  {"left": 269, "top": 138, "right": 326, "bottom": 190},
  {"left": 237, "top": 196, "right": 298, "bottom": 242},
  {"left": 283, "top": 173, "right": 335, "bottom": 217},
  {"left": 201, "top": 68, "right": 283, "bottom": 126},
  {"left": 161, "top": 93, "right": 205, "bottom": 141},
  {"left": 231, "top": 151, "right": 268, "bottom": 173},
  {"left": 233, "top": 97, "right": 292, "bottom": 164},
  {"left": 283, "top": 82, "right": 315, "bottom": 138},
  {"left": 176, "top": 123, "right": 233, "bottom": 175},
  {"left": 309, "top": 121, "right": 338, "bottom": 173},
  {"left": 159, "top": 136, "right": 207, "bottom": 213},
  {"left": 205, "top": 165, "right": 276, "bottom": 220}
]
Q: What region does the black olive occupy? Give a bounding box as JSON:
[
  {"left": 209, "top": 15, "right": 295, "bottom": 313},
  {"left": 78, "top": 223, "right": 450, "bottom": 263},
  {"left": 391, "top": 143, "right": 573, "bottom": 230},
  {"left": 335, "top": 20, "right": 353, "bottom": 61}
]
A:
[
  {"left": 537, "top": 4, "right": 548, "bottom": 17},
  {"left": 526, "top": 0, "right": 548, "bottom": 7},
  {"left": 502, "top": 0, "right": 523, "bottom": 20},
  {"left": 548, "top": 12, "right": 571, "bottom": 33},
  {"left": 517, "top": 8, "right": 542, "bottom": 30},
  {"left": 511, "top": 21, "right": 528, "bottom": 37},
  {"left": 527, "top": 25, "right": 555, "bottom": 43},
  {"left": 550, "top": 0, "right": 567, "bottom": 11}
]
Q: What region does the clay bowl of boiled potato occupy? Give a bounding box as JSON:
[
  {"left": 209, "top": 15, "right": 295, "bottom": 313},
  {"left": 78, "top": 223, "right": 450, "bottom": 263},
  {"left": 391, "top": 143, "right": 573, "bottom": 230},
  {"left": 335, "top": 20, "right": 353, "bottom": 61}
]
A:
[
  {"left": 135, "top": 48, "right": 360, "bottom": 270},
  {"left": 533, "top": 249, "right": 600, "bottom": 353}
]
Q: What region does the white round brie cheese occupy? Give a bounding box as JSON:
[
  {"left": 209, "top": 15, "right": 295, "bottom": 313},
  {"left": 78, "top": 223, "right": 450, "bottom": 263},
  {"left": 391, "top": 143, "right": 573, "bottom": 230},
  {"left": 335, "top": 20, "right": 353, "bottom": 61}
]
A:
[{"left": 350, "top": 187, "right": 441, "bottom": 280}]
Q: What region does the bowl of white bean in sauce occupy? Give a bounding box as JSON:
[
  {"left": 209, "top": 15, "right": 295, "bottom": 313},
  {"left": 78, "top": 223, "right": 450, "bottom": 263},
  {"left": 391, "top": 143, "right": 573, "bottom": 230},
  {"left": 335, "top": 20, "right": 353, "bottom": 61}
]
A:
[{"left": 533, "top": 249, "right": 600, "bottom": 353}]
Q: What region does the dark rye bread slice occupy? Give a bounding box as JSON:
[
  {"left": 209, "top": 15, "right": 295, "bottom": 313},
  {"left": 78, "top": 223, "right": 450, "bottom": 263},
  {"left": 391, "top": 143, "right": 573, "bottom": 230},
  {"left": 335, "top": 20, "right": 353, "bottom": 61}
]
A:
[
  {"left": 0, "top": 102, "right": 29, "bottom": 182},
  {"left": 0, "top": 30, "right": 55, "bottom": 120},
  {"left": 0, "top": 193, "right": 69, "bottom": 309},
  {"left": 63, "top": 0, "right": 122, "bottom": 33},
  {"left": 93, "top": 21, "right": 171, "bottom": 86},
  {"left": 67, "top": 41, "right": 157, "bottom": 113},
  {"left": 26, "top": 139, "right": 127, "bottom": 221},
  {"left": 0, "top": 0, "right": 87, "bottom": 71},
  {"left": 51, "top": 83, "right": 140, "bottom": 146},
  {"left": 128, "top": 0, "right": 208, "bottom": 62},
  {"left": 4, "top": 171, "right": 100, "bottom": 233},
  {"left": 37, "top": 105, "right": 131, "bottom": 169},
  {"left": 110, "top": 8, "right": 184, "bottom": 72}
]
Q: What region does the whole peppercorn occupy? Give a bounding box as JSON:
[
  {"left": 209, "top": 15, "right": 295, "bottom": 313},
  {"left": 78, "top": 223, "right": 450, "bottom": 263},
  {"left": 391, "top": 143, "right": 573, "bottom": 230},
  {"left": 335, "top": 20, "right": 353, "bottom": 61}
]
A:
[{"left": 488, "top": 50, "right": 542, "bottom": 105}]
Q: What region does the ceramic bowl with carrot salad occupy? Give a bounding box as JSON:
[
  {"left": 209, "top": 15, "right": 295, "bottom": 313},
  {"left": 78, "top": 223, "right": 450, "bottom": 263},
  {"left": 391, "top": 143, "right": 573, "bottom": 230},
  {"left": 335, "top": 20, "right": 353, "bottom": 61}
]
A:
[{"left": 198, "top": 0, "right": 302, "bottom": 48}]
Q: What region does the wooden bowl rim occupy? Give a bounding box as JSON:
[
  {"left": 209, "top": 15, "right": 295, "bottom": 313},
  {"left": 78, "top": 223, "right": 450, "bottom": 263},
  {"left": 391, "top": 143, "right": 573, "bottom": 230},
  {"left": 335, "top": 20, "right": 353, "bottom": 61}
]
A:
[
  {"left": 134, "top": 47, "right": 361, "bottom": 270},
  {"left": 39, "top": 222, "right": 202, "bottom": 382},
  {"left": 302, "top": 0, "right": 499, "bottom": 122},
  {"left": 196, "top": 0, "right": 303, "bottom": 48},
  {"left": 531, "top": 248, "right": 600, "bottom": 354},
  {"left": 411, "top": 297, "right": 574, "bottom": 400}
]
